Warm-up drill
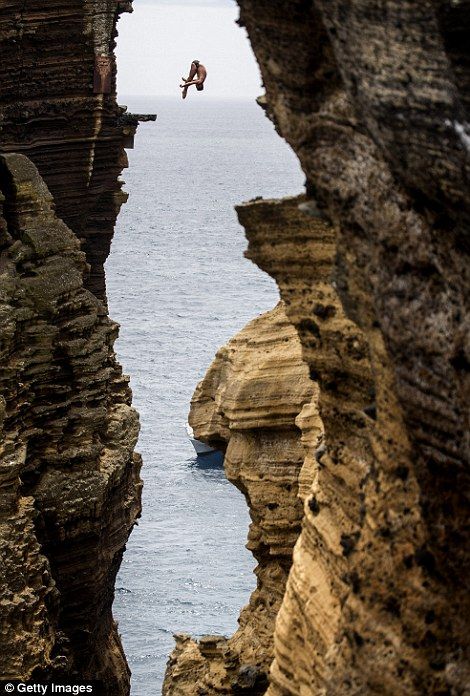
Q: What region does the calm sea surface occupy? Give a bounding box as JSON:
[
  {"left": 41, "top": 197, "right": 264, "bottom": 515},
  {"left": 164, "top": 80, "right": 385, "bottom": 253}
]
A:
[{"left": 107, "top": 96, "right": 303, "bottom": 694}]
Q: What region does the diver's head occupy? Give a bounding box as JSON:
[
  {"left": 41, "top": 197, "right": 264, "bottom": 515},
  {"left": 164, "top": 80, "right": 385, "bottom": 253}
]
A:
[
  {"left": 193, "top": 59, "right": 200, "bottom": 67},
  {"left": 196, "top": 83, "right": 204, "bottom": 91}
]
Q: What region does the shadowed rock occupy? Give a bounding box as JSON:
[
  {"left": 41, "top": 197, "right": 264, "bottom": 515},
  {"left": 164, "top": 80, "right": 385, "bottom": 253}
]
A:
[{"left": 0, "top": 153, "right": 141, "bottom": 693}]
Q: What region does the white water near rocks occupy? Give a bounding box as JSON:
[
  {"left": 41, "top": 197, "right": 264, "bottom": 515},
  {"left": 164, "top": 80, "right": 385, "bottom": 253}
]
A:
[{"left": 107, "top": 96, "right": 303, "bottom": 694}]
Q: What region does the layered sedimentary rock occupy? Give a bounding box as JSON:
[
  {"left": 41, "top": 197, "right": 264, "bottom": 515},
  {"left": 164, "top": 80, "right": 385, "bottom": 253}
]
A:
[
  {"left": 163, "top": 304, "right": 315, "bottom": 695},
  {"left": 0, "top": 2, "right": 149, "bottom": 692},
  {"left": 237, "top": 1, "right": 468, "bottom": 693},
  {"left": 0, "top": 0, "right": 154, "bottom": 301},
  {"left": 240, "top": 197, "right": 424, "bottom": 695},
  {"left": 0, "top": 154, "right": 141, "bottom": 691},
  {"left": 167, "top": 1, "right": 469, "bottom": 694}
]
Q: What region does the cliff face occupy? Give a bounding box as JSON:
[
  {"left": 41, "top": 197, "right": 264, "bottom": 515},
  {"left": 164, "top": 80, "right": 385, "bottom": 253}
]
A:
[
  {"left": 0, "top": 0, "right": 148, "bottom": 301},
  {"left": 163, "top": 304, "right": 316, "bottom": 694},
  {"left": 0, "top": 2, "right": 147, "bottom": 692},
  {"left": 166, "top": 1, "right": 469, "bottom": 694},
  {"left": 234, "top": 1, "right": 469, "bottom": 691},
  {"left": 0, "top": 153, "right": 141, "bottom": 690},
  {"left": 239, "top": 197, "right": 425, "bottom": 695}
]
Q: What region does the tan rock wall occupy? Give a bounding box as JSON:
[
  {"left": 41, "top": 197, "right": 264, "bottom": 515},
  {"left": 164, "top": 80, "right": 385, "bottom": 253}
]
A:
[
  {"left": 239, "top": 197, "right": 429, "bottom": 695},
  {"left": 234, "top": 1, "right": 469, "bottom": 692},
  {"left": 166, "top": 2, "right": 469, "bottom": 691},
  {"left": 164, "top": 304, "right": 315, "bottom": 695}
]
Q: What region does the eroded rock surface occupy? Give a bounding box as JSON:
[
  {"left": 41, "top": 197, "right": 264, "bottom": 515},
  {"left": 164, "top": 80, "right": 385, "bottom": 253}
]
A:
[
  {"left": 240, "top": 197, "right": 427, "bottom": 695},
  {"left": 244, "top": 1, "right": 468, "bottom": 692},
  {"left": 0, "top": 154, "right": 142, "bottom": 692},
  {"left": 0, "top": 0, "right": 154, "bottom": 302},
  {"left": 163, "top": 304, "right": 315, "bottom": 695},
  {"left": 234, "top": 0, "right": 469, "bottom": 690},
  {"left": 166, "top": 1, "right": 469, "bottom": 694},
  {"left": 0, "top": 2, "right": 147, "bottom": 692}
]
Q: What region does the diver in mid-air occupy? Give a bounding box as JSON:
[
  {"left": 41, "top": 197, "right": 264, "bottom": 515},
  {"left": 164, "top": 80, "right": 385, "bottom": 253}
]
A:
[{"left": 180, "top": 60, "right": 207, "bottom": 99}]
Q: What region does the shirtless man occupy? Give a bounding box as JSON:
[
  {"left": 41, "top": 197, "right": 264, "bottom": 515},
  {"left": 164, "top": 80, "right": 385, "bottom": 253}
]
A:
[{"left": 180, "top": 60, "right": 207, "bottom": 99}]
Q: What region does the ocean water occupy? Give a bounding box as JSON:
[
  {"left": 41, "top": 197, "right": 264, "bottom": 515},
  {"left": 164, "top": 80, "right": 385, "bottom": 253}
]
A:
[{"left": 106, "top": 96, "right": 303, "bottom": 694}]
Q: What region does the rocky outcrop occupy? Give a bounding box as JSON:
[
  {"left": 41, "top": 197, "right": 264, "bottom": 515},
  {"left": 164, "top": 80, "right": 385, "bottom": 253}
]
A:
[
  {"left": 236, "top": 1, "right": 468, "bottom": 693},
  {"left": 167, "top": 2, "right": 469, "bottom": 694},
  {"left": 163, "top": 304, "right": 316, "bottom": 695},
  {"left": 239, "top": 197, "right": 424, "bottom": 695},
  {"left": 0, "top": 2, "right": 150, "bottom": 692},
  {"left": 0, "top": 154, "right": 142, "bottom": 691},
  {"left": 0, "top": 0, "right": 154, "bottom": 302}
]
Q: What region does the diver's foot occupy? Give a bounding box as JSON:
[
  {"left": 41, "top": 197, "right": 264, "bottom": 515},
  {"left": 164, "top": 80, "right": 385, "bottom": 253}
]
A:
[{"left": 182, "top": 89, "right": 188, "bottom": 99}]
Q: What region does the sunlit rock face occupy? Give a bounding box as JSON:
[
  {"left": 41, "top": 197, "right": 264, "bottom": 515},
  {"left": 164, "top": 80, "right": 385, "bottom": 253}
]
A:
[
  {"left": 234, "top": 1, "right": 469, "bottom": 693},
  {"left": 0, "top": 3, "right": 144, "bottom": 693},
  {"left": 239, "top": 197, "right": 423, "bottom": 695},
  {"left": 163, "top": 304, "right": 316, "bottom": 694},
  {"left": 166, "top": 1, "right": 469, "bottom": 694}
]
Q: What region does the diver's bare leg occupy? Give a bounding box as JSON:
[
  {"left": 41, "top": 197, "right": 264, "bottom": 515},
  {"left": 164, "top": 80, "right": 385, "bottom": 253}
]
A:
[
  {"left": 183, "top": 62, "right": 198, "bottom": 83},
  {"left": 181, "top": 62, "right": 198, "bottom": 98},
  {"left": 181, "top": 80, "right": 200, "bottom": 98}
]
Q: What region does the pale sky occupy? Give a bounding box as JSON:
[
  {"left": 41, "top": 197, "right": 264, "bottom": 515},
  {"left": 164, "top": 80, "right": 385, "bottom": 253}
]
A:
[{"left": 116, "top": 0, "right": 263, "bottom": 98}]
